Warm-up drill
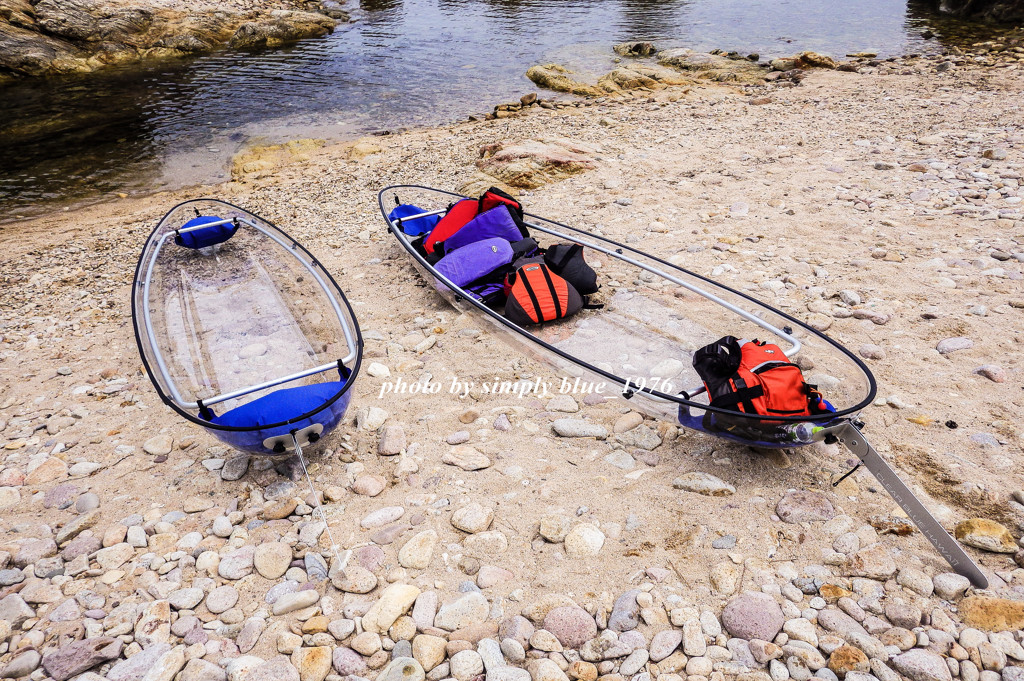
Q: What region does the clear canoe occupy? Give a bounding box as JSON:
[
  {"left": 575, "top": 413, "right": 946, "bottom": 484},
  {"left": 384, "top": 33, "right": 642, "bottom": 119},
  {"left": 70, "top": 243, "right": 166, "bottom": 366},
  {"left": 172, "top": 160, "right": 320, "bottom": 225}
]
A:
[
  {"left": 379, "top": 185, "right": 877, "bottom": 448},
  {"left": 132, "top": 199, "right": 362, "bottom": 454}
]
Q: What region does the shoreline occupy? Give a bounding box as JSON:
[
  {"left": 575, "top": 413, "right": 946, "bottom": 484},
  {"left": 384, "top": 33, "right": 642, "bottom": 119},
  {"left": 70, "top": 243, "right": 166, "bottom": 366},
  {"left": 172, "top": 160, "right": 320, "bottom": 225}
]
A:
[
  {"left": 1, "top": 46, "right": 1023, "bottom": 681},
  {"left": 5, "top": 33, "right": 1024, "bottom": 227}
]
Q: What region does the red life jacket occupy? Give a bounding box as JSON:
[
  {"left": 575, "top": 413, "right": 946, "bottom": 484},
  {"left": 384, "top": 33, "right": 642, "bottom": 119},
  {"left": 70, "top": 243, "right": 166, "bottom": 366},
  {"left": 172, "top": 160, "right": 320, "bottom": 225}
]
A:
[
  {"left": 423, "top": 199, "right": 478, "bottom": 254},
  {"left": 478, "top": 187, "right": 525, "bottom": 228},
  {"left": 692, "top": 337, "right": 826, "bottom": 420}
]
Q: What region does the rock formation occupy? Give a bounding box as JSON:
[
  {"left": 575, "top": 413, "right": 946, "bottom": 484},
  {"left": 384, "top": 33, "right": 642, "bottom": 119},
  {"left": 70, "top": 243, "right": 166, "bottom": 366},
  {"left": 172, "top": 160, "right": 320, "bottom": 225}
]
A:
[{"left": 0, "top": 0, "right": 344, "bottom": 81}]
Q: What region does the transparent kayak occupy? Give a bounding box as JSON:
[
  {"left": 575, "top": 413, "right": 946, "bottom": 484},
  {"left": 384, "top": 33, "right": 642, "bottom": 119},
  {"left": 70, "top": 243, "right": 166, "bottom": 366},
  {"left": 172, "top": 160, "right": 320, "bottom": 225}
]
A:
[
  {"left": 132, "top": 199, "right": 362, "bottom": 454},
  {"left": 377, "top": 184, "right": 990, "bottom": 589},
  {"left": 378, "top": 185, "right": 876, "bottom": 448}
]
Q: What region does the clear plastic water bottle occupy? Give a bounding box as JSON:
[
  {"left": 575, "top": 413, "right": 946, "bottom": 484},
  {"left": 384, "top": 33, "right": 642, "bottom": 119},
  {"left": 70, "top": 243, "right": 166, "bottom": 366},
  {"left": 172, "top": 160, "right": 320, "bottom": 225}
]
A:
[{"left": 781, "top": 422, "right": 820, "bottom": 443}]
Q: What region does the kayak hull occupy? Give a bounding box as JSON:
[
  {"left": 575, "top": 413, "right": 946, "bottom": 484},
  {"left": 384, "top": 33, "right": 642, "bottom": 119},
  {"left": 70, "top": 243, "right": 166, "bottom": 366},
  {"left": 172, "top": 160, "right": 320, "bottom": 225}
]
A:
[
  {"left": 379, "top": 185, "right": 875, "bottom": 448},
  {"left": 132, "top": 199, "right": 362, "bottom": 455}
]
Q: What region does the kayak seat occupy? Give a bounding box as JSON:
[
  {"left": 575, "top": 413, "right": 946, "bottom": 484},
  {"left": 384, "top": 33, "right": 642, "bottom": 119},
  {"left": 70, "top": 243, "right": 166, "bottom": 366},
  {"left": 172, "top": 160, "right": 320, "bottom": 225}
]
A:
[
  {"left": 209, "top": 380, "right": 346, "bottom": 429},
  {"left": 175, "top": 215, "right": 239, "bottom": 249}
]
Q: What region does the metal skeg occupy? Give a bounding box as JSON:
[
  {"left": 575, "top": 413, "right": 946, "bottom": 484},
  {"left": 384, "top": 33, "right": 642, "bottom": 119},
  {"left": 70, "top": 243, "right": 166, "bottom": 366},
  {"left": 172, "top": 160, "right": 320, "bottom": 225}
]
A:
[
  {"left": 799, "top": 420, "right": 989, "bottom": 589},
  {"left": 291, "top": 431, "right": 345, "bottom": 573}
]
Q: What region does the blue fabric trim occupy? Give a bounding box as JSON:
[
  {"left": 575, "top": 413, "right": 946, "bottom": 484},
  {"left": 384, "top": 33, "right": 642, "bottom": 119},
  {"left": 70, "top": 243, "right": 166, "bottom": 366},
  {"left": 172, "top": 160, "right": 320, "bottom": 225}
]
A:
[
  {"left": 389, "top": 204, "right": 440, "bottom": 236},
  {"left": 210, "top": 381, "right": 345, "bottom": 429},
  {"left": 207, "top": 389, "right": 351, "bottom": 454},
  {"left": 175, "top": 216, "right": 239, "bottom": 249}
]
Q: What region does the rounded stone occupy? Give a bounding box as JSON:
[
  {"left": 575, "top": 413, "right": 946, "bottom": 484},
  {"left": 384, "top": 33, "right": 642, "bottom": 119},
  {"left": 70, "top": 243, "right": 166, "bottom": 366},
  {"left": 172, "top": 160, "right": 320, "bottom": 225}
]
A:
[
  {"left": 332, "top": 564, "right": 378, "bottom": 594},
  {"left": 451, "top": 503, "right": 494, "bottom": 534},
  {"left": 722, "top": 591, "right": 785, "bottom": 641},
  {"left": 143, "top": 434, "right": 174, "bottom": 456},
  {"left": 75, "top": 492, "right": 100, "bottom": 513},
  {"left": 542, "top": 606, "right": 598, "bottom": 648},
  {"left": 254, "top": 542, "right": 292, "bottom": 579},
  {"left": 539, "top": 514, "right": 573, "bottom": 543},
  {"left": 377, "top": 657, "right": 425, "bottom": 681},
  {"left": 399, "top": 530, "right": 438, "bottom": 570},
  {"left": 564, "top": 523, "right": 604, "bottom": 557},
  {"left": 206, "top": 585, "right": 239, "bottom": 614},
  {"left": 333, "top": 647, "right": 367, "bottom": 676},
  {"left": 450, "top": 650, "right": 484, "bottom": 681}
]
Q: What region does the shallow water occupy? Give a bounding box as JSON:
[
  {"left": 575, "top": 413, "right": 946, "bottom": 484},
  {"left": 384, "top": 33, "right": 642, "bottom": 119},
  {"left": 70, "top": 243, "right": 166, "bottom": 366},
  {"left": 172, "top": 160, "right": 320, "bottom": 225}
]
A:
[{"left": 0, "top": 0, "right": 1000, "bottom": 219}]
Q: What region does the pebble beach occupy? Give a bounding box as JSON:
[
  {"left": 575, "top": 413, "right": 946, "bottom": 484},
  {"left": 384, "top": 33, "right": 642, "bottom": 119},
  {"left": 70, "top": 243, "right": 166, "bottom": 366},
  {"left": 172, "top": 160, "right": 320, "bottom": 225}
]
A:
[{"left": 1, "top": 38, "right": 1024, "bottom": 681}]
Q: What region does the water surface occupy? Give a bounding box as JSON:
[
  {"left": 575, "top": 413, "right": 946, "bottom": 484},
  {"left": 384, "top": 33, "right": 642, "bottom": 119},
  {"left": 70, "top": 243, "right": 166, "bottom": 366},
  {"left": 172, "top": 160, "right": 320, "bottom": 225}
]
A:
[{"left": 0, "top": 0, "right": 992, "bottom": 219}]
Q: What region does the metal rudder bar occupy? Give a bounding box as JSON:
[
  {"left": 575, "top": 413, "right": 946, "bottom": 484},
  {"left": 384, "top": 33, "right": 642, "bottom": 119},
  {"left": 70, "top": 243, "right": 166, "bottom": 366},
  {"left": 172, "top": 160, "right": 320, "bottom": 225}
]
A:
[
  {"left": 197, "top": 355, "right": 357, "bottom": 409},
  {"left": 807, "top": 420, "right": 988, "bottom": 589}
]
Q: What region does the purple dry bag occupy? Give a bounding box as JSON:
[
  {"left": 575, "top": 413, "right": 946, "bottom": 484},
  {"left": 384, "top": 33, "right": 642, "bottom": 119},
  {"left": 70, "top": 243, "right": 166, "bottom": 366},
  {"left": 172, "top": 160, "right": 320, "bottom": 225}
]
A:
[
  {"left": 435, "top": 238, "right": 514, "bottom": 288},
  {"left": 439, "top": 205, "right": 526, "bottom": 254}
]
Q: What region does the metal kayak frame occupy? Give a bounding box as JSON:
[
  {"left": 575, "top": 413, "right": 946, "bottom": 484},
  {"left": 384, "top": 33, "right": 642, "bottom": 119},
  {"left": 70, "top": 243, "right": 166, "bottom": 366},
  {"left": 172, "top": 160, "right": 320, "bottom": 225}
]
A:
[{"left": 378, "top": 184, "right": 989, "bottom": 588}]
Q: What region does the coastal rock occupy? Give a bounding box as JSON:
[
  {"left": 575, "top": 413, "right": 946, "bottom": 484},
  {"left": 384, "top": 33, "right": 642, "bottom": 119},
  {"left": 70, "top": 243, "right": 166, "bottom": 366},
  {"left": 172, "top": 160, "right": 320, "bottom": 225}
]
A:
[
  {"left": 958, "top": 596, "right": 1024, "bottom": 631},
  {"left": 229, "top": 11, "right": 335, "bottom": 49},
  {"left": 477, "top": 139, "right": 596, "bottom": 190},
  {"left": 613, "top": 41, "right": 657, "bottom": 57},
  {"left": 525, "top": 64, "right": 603, "bottom": 97},
  {"left": 596, "top": 64, "right": 690, "bottom": 92},
  {"left": 231, "top": 138, "right": 326, "bottom": 179},
  {"left": 954, "top": 518, "right": 1017, "bottom": 553},
  {"left": 658, "top": 48, "right": 767, "bottom": 83}
]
